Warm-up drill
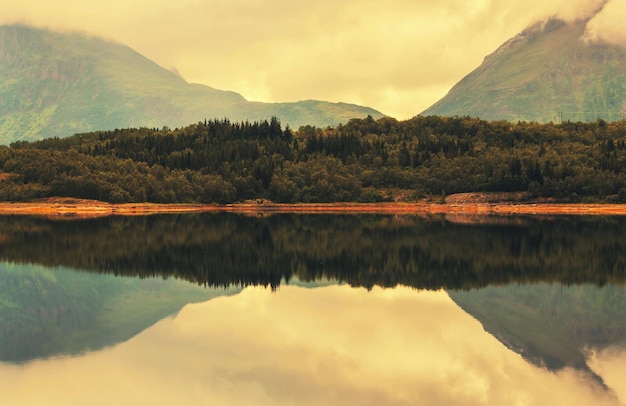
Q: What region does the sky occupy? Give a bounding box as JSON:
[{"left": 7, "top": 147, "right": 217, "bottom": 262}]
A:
[
  {"left": 1, "top": 0, "right": 624, "bottom": 119},
  {"left": 0, "top": 285, "right": 621, "bottom": 405}
]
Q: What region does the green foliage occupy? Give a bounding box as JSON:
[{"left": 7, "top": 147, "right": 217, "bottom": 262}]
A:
[{"left": 2, "top": 115, "right": 626, "bottom": 203}]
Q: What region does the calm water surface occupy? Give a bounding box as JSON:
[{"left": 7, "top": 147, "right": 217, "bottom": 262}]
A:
[{"left": 0, "top": 213, "right": 624, "bottom": 405}]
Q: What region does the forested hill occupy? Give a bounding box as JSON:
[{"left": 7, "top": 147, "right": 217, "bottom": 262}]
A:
[{"left": 1, "top": 115, "right": 626, "bottom": 203}]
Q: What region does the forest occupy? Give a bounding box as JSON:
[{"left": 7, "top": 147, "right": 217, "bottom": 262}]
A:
[{"left": 1, "top": 115, "right": 626, "bottom": 203}]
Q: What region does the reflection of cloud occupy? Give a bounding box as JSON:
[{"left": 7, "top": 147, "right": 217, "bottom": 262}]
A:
[
  {"left": 588, "top": 346, "right": 626, "bottom": 404},
  {"left": 0, "top": 1, "right": 623, "bottom": 120},
  {"left": 0, "top": 285, "right": 620, "bottom": 405}
]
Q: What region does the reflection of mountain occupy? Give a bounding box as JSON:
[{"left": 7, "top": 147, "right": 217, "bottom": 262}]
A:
[
  {"left": 0, "top": 214, "right": 625, "bottom": 290},
  {"left": 449, "top": 284, "right": 626, "bottom": 381},
  {"left": 0, "top": 262, "right": 239, "bottom": 362}
]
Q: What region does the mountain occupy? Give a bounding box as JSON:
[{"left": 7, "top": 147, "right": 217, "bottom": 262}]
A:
[
  {"left": 0, "top": 25, "right": 383, "bottom": 144},
  {"left": 422, "top": 18, "right": 626, "bottom": 123}
]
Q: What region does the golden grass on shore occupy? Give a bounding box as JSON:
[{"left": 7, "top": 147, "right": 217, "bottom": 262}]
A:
[{"left": 1, "top": 197, "right": 626, "bottom": 218}]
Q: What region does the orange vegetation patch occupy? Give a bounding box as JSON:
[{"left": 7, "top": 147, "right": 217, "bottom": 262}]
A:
[
  {"left": 216, "top": 202, "right": 626, "bottom": 216},
  {"left": 0, "top": 198, "right": 205, "bottom": 219},
  {"left": 0, "top": 172, "right": 17, "bottom": 181},
  {"left": 0, "top": 198, "right": 626, "bottom": 218}
]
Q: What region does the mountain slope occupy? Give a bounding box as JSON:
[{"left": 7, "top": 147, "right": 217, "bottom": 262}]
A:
[
  {"left": 422, "top": 19, "right": 626, "bottom": 123},
  {"left": 0, "top": 25, "right": 383, "bottom": 144}
]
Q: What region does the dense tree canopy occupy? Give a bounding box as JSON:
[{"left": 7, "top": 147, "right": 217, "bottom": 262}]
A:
[{"left": 1, "top": 115, "right": 625, "bottom": 203}]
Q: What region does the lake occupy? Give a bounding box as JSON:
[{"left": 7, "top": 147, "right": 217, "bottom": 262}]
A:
[{"left": 0, "top": 213, "right": 624, "bottom": 405}]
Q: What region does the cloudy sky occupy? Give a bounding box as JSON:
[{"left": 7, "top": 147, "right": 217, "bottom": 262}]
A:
[{"left": 1, "top": 0, "right": 624, "bottom": 119}]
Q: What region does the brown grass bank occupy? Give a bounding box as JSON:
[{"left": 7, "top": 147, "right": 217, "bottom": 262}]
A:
[{"left": 1, "top": 196, "right": 626, "bottom": 218}]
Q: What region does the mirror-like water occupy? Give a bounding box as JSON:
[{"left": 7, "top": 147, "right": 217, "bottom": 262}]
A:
[{"left": 0, "top": 213, "right": 624, "bottom": 405}]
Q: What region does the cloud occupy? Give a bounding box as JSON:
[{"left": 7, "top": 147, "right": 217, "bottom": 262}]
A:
[
  {"left": 0, "top": 0, "right": 623, "bottom": 119},
  {"left": 553, "top": 0, "right": 609, "bottom": 22},
  {"left": 583, "top": 0, "right": 626, "bottom": 45}
]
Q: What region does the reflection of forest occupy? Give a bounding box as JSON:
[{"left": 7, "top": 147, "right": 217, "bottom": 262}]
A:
[{"left": 0, "top": 213, "right": 625, "bottom": 290}]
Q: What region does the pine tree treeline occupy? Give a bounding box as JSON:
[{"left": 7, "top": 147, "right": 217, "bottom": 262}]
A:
[{"left": 1, "top": 115, "right": 626, "bottom": 203}]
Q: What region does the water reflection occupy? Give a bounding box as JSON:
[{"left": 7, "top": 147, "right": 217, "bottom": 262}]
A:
[
  {"left": 1, "top": 213, "right": 626, "bottom": 404},
  {"left": 588, "top": 346, "right": 626, "bottom": 402},
  {"left": 450, "top": 284, "right": 626, "bottom": 375},
  {"left": 0, "top": 285, "right": 620, "bottom": 405},
  {"left": 0, "top": 262, "right": 238, "bottom": 362},
  {"left": 0, "top": 213, "right": 625, "bottom": 289}
]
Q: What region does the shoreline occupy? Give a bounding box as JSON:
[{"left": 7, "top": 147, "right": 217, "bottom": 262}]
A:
[{"left": 1, "top": 199, "right": 626, "bottom": 218}]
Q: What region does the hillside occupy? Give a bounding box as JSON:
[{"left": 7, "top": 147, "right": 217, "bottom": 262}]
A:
[
  {"left": 422, "top": 18, "right": 626, "bottom": 123},
  {"left": 0, "top": 25, "right": 383, "bottom": 144}
]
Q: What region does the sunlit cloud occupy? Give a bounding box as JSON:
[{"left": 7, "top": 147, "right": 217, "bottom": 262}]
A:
[{"left": 583, "top": 0, "right": 626, "bottom": 45}]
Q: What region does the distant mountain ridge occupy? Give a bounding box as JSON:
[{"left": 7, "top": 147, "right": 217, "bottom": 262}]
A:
[
  {"left": 0, "top": 25, "right": 383, "bottom": 144},
  {"left": 422, "top": 18, "right": 626, "bottom": 123}
]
